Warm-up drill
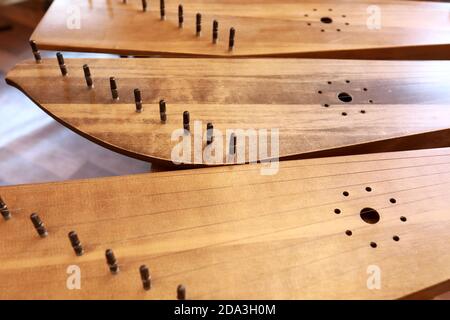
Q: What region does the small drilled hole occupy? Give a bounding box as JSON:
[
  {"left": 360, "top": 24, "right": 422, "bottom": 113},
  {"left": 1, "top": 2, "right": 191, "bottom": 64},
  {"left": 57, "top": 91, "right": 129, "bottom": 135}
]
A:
[
  {"left": 365, "top": 187, "right": 372, "bottom": 192},
  {"left": 343, "top": 191, "right": 349, "bottom": 197},
  {"left": 318, "top": 90, "right": 322, "bottom": 94},
  {"left": 313, "top": 8, "right": 317, "bottom": 11},
  {"left": 334, "top": 208, "right": 341, "bottom": 214},
  {"left": 363, "top": 88, "right": 368, "bottom": 91},
  {"left": 369, "top": 99, "right": 373, "bottom": 103},
  {"left": 304, "top": 14, "right": 309, "bottom": 17},
  {"left": 370, "top": 242, "right": 377, "bottom": 248},
  {"left": 345, "top": 230, "right": 352, "bottom": 236},
  {"left": 360, "top": 207, "right": 380, "bottom": 224},
  {"left": 341, "top": 112, "right": 347, "bottom": 116},
  {"left": 345, "top": 80, "right": 350, "bottom": 83},
  {"left": 360, "top": 110, "right": 366, "bottom": 114},
  {"left": 336, "top": 29, "right": 341, "bottom": 32},
  {"left": 400, "top": 216, "right": 407, "bottom": 222},
  {"left": 338, "top": 92, "right": 353, "bottom": 103},
  {"left": 321, "top": 29, "right": 325, "bottom": 32},
  {"left": 328, "top": 8, "right": 333, "bottom": 12},
  {"left": 342, "top": 15, "right": 346, "bottom": 18},
  {"left": 390, "top": 198, "right": 397, "bottom": 204},
  {"left": 323, "top": 104, "right": 329, "bottom": 107},
  {"left": 327, "top": 81, "right": 332, "bottom": 84},
  {"left": 393, "top": 235, "right": 400, "bottom": 241},
  {"left": 345, "top": 22, "right": 350, "bottom": 25},
  {"left": 307, "top": 22, "right": 311, "bottom": 26}
]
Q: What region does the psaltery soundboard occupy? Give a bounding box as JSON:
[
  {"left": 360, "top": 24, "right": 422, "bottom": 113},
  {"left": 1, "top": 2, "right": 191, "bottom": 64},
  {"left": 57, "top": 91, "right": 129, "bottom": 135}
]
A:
[
  {"left": 0, "top": 147, "right": 449, "bottom": 299},
  {"left": 6, "top": 58, "right": 450, "bottom": 166},
  {"left": 29, "top": 0, "right": 450, "bottom": 59}
]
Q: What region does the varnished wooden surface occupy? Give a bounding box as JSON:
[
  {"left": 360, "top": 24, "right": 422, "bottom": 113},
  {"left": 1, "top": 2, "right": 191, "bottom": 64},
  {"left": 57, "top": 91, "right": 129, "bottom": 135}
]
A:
[
  {"left": 0, "top": 1, "right": 152, "bottom": 186},
  {"left": 6, "top": 58, "right": 450, "bottom": 166},
  {"left": 30, "top": 0, "right": 450, "bottom": 59},
  {"left": 0, "top": 147, "right": 449, "bottom": 299}
]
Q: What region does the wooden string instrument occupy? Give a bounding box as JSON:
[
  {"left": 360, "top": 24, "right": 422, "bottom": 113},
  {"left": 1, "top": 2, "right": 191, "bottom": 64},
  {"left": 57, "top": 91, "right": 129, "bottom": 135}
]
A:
[
  {"left": 0, "top": 147, "right": 449, "bottom": 299},
  {"left": 6, "top": 58, "right": 450, "bottom": 167},
  {"left": 30, "top": 0, "right": 450, "bottom": 59}
]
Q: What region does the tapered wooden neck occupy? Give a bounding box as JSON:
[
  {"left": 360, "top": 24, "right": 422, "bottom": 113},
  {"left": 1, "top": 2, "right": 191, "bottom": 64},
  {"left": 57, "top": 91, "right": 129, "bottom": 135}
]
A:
[
  {"left": 30, "top": 0, "right": 450, "bottom": 59},
  {"left": 6, "top": 58, "right": 450, "bottom": 166}
]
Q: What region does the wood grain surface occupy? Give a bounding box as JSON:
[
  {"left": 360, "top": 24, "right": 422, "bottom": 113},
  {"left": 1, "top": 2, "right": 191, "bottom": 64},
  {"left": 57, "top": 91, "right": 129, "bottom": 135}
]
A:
[
  {"left": 0, "top": 147, "right": 449, "bottom": 299},
  {"left": 6, "top": 58, "right": 450, "bottom": 166},
  {"left": 30, "top": 0, "right": 450, "bottom": 59}
]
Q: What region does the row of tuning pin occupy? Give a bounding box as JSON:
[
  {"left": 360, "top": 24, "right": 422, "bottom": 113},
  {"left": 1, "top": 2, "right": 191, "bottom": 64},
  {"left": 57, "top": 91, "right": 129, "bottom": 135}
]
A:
[
  {"left": 30, "top": 52, "right": 239, "bottom": 154},
  {"left": 30, "top": 1, "right": 236, "bottom": 63},
  {"left": 17, "top": 1, "right": 238, "bottom": 300},
  {"left": 0, "top": 196, "right": 187, "bottom": 299},
  {"left": 133, "top": 0, "right": 236, "bottom": 48}
]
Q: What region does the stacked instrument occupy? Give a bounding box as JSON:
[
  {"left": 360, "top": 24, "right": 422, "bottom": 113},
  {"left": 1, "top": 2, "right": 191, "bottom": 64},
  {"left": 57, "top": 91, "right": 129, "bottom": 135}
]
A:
[{"left": 1, "top": 0, "right": 450, "bottom": 299}]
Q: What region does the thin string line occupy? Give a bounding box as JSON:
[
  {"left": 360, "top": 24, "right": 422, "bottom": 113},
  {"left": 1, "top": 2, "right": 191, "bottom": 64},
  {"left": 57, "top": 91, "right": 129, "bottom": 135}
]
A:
[
  {"left": 164, "top": 205, "right": 450, "bottom": 295},
  {"left": 46, "top": 165, "right": 450, "bottom": 230},
  {"left": 3, "top": 175, "right": 449, "bottom": 263},
  {"left": 6, "top": 150, "right": 450, "bottom": 195},
  {"left": 91, "top": 178, "right": 450, "bottom": 248},
  {"left": 210, "top": 221, "right": 450, "bottom": 299},
  {"left": 15, "top": 159, "right": 450, "bottom": 226},
  {"left": 22, "top": 199, "right": 445, "bottom": 291}
]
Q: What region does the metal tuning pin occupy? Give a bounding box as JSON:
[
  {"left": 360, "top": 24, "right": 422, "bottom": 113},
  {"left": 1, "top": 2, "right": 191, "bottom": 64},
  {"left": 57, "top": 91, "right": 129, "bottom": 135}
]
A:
[
  {"left": 212, "top": 20, "right": 219, "bottom": 44},
  {"left": 159, "top": 100, "right": 167, "bottom": 122},
  {"left": 30, "top": 213, "right": 48, "bottom": 238},
  {"left": 83, "top": 64, "right": 94, "bottom": 88},
  {"left": 68, "top": 231, "right": 84, "bottom": 256},
  {"left": 206, "top": 123, "right": 214, "bottom": 145},
  {"left": 160, "top": 0, "right": 165, "bottom": 20},
  {"left": 177, "top": 284, "right": 186, "bottom": 300},
  {"left": 0, "top": 196, "right": 11, "bottom": 221},
  {"left": 178, "top": 5, "right": 184, "bottom": 28},
  {"left": 30, "top": 40, "right": 41, "bottom": 63},
  {"left": 229, "top": 27, "right": 236, "bottom": 51},
  {"left": 196, "top": 13, "right": 202, "bottom": 36},
  {"left": 56, "top": 52, "right": 68, "bottom": 76},
  {"left": 110, "top": 77, "right": 119, "bottom": 100},
  {"left": 183, "top": 111, "right": 190, "bottom": 132},
  {"left": 105, "top": 249, "right": 119, "bottom": 274},
  {"left": 134, "top": 89, "right": 143, "bottom": 113},
  {"left": 140, "top": 265, "right": 152, "bottom": 291},
  {"left": 230, "top": 133, "right": 237, "bottom": 155},
  {"left": 142, "top": 0, "right": 147, "bottom": 12}
]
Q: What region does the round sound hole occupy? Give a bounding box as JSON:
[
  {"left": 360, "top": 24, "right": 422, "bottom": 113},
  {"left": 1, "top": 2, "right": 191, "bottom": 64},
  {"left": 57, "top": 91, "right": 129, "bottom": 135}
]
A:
[
  {"left": 360, "top": 207, "right": 380, "bottom": 224},
  {"left": 338, "top": 92, "right": 353, "bottom": 103}
]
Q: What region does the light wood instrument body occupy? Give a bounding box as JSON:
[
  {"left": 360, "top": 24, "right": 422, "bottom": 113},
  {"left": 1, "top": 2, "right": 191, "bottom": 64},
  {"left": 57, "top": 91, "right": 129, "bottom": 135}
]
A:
[
  {"left": 6, "top": 58, "right": 450, "bottom": 166},
  {"left": 0, "top": 147, "right": 449, "bottom": 299},
  {"left": 30, "top": 0, "right": 450, "bottom": 59}
]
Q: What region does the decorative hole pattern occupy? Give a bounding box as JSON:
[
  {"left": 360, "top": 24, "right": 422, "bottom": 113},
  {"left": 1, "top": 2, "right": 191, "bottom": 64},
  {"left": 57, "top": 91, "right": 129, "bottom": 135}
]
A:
[
  {"left": 316, "top": 80, "right": 374, "bottom": 116},
  {"left": 303, "top": 8, "right": 351, "bottom": 32},
  {"left": 338, "top": 190, "right": 403, "bottom": 248}
]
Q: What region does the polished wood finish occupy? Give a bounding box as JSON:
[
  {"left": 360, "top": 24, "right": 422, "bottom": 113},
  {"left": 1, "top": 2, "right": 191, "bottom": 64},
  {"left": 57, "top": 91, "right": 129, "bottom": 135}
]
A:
[
  {"left": 0, "top": 147, "right": 449, "bottom": 299},
  {"left": 30, "top": 0, "right": 450, "bottom": 59},
  {"left": 0, "top": 1, "right": 153, "bottom": 186},
  {"left": 6, "top": 58, "right": 450, "bottom": 166}
]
